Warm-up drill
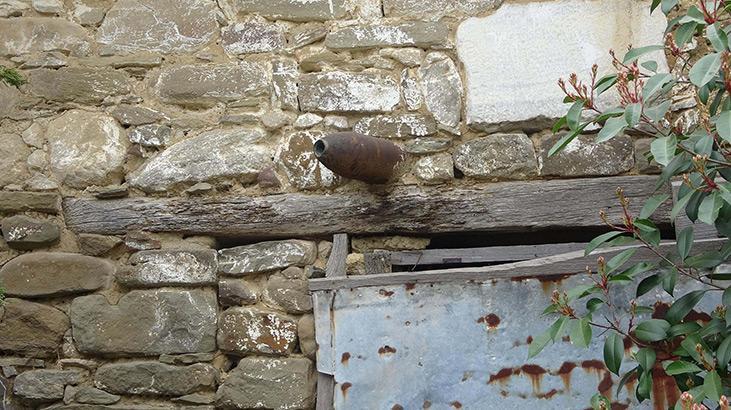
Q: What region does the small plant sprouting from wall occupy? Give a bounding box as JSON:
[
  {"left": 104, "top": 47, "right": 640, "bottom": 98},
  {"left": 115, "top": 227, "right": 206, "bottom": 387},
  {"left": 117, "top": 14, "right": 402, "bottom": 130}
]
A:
[{"left": 0, "top": 65, "right": 25, "bottom": 88}]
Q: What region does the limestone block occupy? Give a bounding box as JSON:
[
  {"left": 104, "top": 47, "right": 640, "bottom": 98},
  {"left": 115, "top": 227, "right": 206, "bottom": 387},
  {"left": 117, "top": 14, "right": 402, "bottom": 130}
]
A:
[
  {"left": 0, "top": 17, "right": 91, "bottom": 56},
  {"left": 1, "top": 215, "right": 60, "bottom": 249},
  {"left": 353, "top": 114, "right": 437, "bottom": 139},
  {"left": 118, "top": 250, "right": 217, "bottom": 287},
  {"left": 325, "top": 22, "right": 448, "bottom": 49},
  {"left": 274, "top": 131, "right": 340, "bottom": 190},
  {"left": 235, "top": 0, "right": 347, "bottom": 21},
  {"left": 453, "top": 134, "right": 538, "bottom": 180},
  {"left": 537, "top": 133, "right": 635, "bottom": 177},
  {"left": 28, "top": 67, "right": 131, "bottom": 104},
  {"left": 222, "top": 21, "right": 285, "bottom": 54},
  {"left": 0, "top": 133, "right": 30, "bottom": 188},
  {"left": 419, "top": 52, "right": 463, "bottom": 128},
  {"left": 414, "top": 153, "right": 454, "bottom": 184},
  {"left": 218, "top": 239, "right": 317, "bottom": 275},
  {"left": 299, "top": 71, "right": 400, "bottom": 113}
]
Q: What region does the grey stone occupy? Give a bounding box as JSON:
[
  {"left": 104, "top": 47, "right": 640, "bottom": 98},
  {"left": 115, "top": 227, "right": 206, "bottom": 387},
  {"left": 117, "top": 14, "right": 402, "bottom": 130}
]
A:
[
  {"left": 47, "top": 110, "right": 128, "bottom": 189},
  {"left": 80, "top": 53, "right": 164, "bottom": 69},
  {"left": 380, "top": 47, "right": 424, "bottom": 67},
  {"left": 1, "top": 215, "right": 60, "bottom": 249},
  {"left": 22, "top": 122, "right": 45, "bottom": 148},
  {"left": 119, "top": 250, "right": 218, "bottom": 287},
  {"left": 298, "top": 315, "right": 316, "bottom": 359},
  {"left": 23, "top": 174, "right": 59, "bottom": 192},
  {"left": 538, "top": 133, "right": 635, "bottom": 177},
  {"left": 13, "top": 370, "right": 82, "bottom": 402},
  {"left": 111, "top": 105, "right": 164, "bottom": 126},
  {"left": 129, "top": 128, "right": 271, "bottom": 192},
  {"left": 401, "top": 68, "right": 423, "bottom": 111},
  {"left": 32, "top": 0, "right": 63, "bottom": 13},
  {"left": 185, "top": 182, "right": 214, "bottom": 195},
  {"left": 153, "top": 63, "right": 269, "bottom": 108},
  {"left": 72, "top": 386, "right": 121, "bottom": 405},
  {"left": 289, "top": 23, "right": 328, "bottom": 49},
  {"left": 383, "top": 0, "right": 502, "bottom": 19},
  {"left": 0, "top": 0, "right": 29, "bottom": 17},
  {"left": 28, "top": 67, "right": 131, "bottom": 104},
  {"left": 27, "top": 149, "right": 48, "bottom": 172},
  {"left": 93, "top": 185, "right": 129, "bottom": 199},
  {"left": 222, "top": 21, "right": 285, "bottom": 54},
  {"left": 217, "top": 307, "right": 297, "bottom": 356},
  {"left": 97, "top": 0, "right": 217, "bottom": 53},
  {"left": 264, "top": 273, "right": 312, "bottom": 314},
  {"left": 215, "top": 357, "right": 315, "bottom": 410},
  {"left": 73, "top": 1, "right": 107, "bottom": 26},
  {"left": 453, "top": 134, "right": 538, "bottom": 180},
  {"left": 0, "top": 133, "right": 30, "bottom": 188},
  {"left": 0, "top": 252, "right": 113, "bottom": 297},
  {"left": 218, "top": 279, "right": 258, "bottom": 307},
  {"left": 71, "top": 289, "right": 217, "bottom": 356},
  {"left": 173, "top": 392, "right": 215, "bottom": 405},
  {"left": 20, "top": 51, "right": 68, "bottom": 69},
  {"left": 272, "top": 58, "right": 299, "bottom": 111},
  {"left": 298, "top": 46, "right": 350, "bottom": 72},
  {"left": 257, "top": 167, "right": 281, "bottom": 189},
  {"left": 0, "top": 191, "right": 59, "bottom": 214},
  {"left": 324, "top": 115, "right": 349, "bottom": 130},
  {"left": 299, "top": 71, "right": 400, "bottom": 113},
  {"left": 294, "top": 113, "right": 323, "bottom": 129},
  {"left": 635, "top": 138, "right": 660, "bottom": 174},
  {"left": 325, "top": 22, "right": 448, "bottom": 49},
  {"left": 404, "top": 137, "right": 451, "bottom": 154},
  {"left": 353, "top": 114, "right": 437, "bottom": 139},
  {"left": 128, "top": 124, "right": 172, "bottom": 148},
  {"left": 0, "top": 17, "right": 91, "bottom": 56},
  {"left": 414, "top": 153, "right": 454, "bottom": 184},
  {"left": 261, "top": 109, "right": 296, "bottom": 130},
  {"left": 124, "top": 231, "right": 161, "bottom": 251},
  {"left": 235, "top": 0, "right": 347, "bottom": 21},
  {"left": 419, "top": 52, "right": 463, "bottom": 128},
  {"left": 274, "top": 131, "right": 340, "bottom": 190},
  {"left": 94, "top": 362, "right": 217, "bottom": 396},
  {"left": 0, "top": 358, "right": 45, "bottom": 368},
  {"left": 218, "top": 239, "right": 317, "bottom": 275},
  {"left": 0, "top": 298, "right": 69, "bottom": 358},
  {"left": 158, "top": 353, "right": 214, "bottom": 365}
]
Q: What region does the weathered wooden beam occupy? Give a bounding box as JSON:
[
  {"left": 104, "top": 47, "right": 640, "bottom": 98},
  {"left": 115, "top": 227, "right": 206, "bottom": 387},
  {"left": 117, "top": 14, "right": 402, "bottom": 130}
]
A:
[
  {"left": 63, "top": 176, "right": 671, "bottom": 238},
  {"left": 364, "top": 250, "right": 392, "bottom": 274}
]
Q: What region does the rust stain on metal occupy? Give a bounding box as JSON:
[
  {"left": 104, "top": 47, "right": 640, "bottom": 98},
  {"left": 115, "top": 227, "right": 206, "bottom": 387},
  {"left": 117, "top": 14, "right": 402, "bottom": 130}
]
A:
[
  {"left": 477, "top": 313, "right": 501, "bottom": 329},
  {"left": 379, "top": 289, "right": 395, "bottom": 297},
  {"left": 378, "top": 345, "right": 397, "bottom": 356},
  {"left": 651, "top": 366, "right": 680, "bottom": 410},
  {"left": 598, "top": 372, "right": 613, "bottom": 398},
  {"left": 556, "top": 361, "right": 577, "bottom": 392},
  {"left": 422, "top": 400, "right": 432, "bottom": 409},
  {"left": 536, "top": 388, "right": 559, "bottom": 400},
  {"left": 405, "top": 283, "right": 416, "bottom": 291},
  {"left": 313, "top": 132, "right": 405, "bottom": 184},
  {"left": 488, "top": 368, "right": 515, "bottom": 385},
  {"left": 580, "top": 360, "right": 605, "bottom": 372},
  {"left": 341, "top": 382, "right": 352, "bottom": 397},
  {"left": 341, "top": 352, "right": 351, "bottom": 364},
  {"left": 450, "top": 401, "right": 463, "bottom": 408},
  {"left": 521, "top": 364, "right": 547, "bottom": 394},
  {"left": 392, "top": 405, "right": 404, "bottom": 410}
]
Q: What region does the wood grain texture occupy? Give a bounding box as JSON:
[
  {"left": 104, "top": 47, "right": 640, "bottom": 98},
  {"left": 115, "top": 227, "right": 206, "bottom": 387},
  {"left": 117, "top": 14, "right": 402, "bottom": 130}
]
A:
[
  {"left": 364, "top": 250, "right": 392, "bottom": 274},
  {"left": 389, "top": 242, "right": 587, "bottom": 266},
  {"left": 316, "top": 372, "right": 335, "bottom": 410},
  {"left": 63, "top": 176, "right": 670, "bottom": 238}
]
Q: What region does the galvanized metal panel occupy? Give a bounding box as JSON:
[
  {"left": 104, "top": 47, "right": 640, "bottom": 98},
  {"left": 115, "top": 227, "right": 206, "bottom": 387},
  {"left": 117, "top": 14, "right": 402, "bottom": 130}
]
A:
[{"left": 316, "top": 272, "right": 719, "bottom": 410}]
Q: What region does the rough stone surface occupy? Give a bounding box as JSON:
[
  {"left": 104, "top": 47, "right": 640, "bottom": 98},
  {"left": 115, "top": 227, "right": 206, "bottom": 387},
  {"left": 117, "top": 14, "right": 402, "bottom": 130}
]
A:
[
  {"left": 0, "top": 133, "right": 30, "bottom": 188},
  {"left": 0, "top": 252, "right": 112, "bottom": 297},
  {"left": 218, "top": 279, "right": 258, "bottom": 307},
  {"left": 0, "top": 17, "right": 91, "bottom": 56},
  {"left": 235, "top": 0, "right": 347, "bottom": 21},
  {"left": 94, "top": 362, "right": 217, "bottom": 396},
  {"left": 380, "top": 47, "right": 424, "bottom": 67},
  {"left": 119, "top": 250, "right": 218, "bottom": 287},
  {"left": 419, "top": 52, "right": 463, "bottom": 128},
  {"left": 1, "top": 215, "right": 60, "bottom": 249},
  {"left": 13, "top": 370, "right": 82, "bottom": 402},
  {"left": 325, "top": 22, "right": 448, "bottom": 49},
  {"left": 129, "top": 128, "right": 271, "bottom": 192},
  {"left": 297, "top": 315, "right": 316, "bottom": 359},
  {"left": 28, "top": 68, "right": 131, "bottom": 104},
  {"left": 457, "top": 0, "right": 667, "bottom": 131},
  {"left": 32, "top": 0, "right": 63, "bottom": 14},
  {"left": 294, "top": 113, "right": 323, "bottom": 129},
  {"left": 218, "top": 240, "right": 317, "bottom": 275},
  {"left": 272, "top": 58, "right": 299, "bottom": 110},
  {"left": 71, "top": 289, "right": 217, "bottom": 356},
  {"left": 47, "top": 110, "right": 128, "bottom": 189},
  {"left": 111, "top": 105, "right": 164, "bottom": 126},
  {"left": 635, "top": 138, "right": 660, "bottom": 174},
  {"left": 0, "top": 298, "right": 69, "bottom": 358},
  {"left": 217, "top": 307, "right": 297, "bottom": 356},
  {"left": 153, "top": 63, "right": 269, "bottom": 108},
  {"left": 71, "top": 386, "right": 121, "bottom": 405},
  {"left": 414, "top": 153, "right": 454, "bottom": 184},
  {"left": 274, "top": 131, "right": 340, "bottom": 190},
  {"left": 404, "top": 137, "right": 451, "bottom": 154},
  {"left": 0, "top": 191, "right": 59, "bottom": 214},
  {"left": 0, "top": 0, "right": 30, "bottom": 17},
  {"left": 215, "top": 357, "right": 315, "bottom": 410},
  {"left": 97, "top": 0, "right": 217, "bottom": 53},
  {"left": 128, "top": 124, "right": 172, "bottom": 148},
  {"left": 453, "top": 134, "right": 538, "bottom": 180},
  {"left": 299, "top": 72, "right": 400, "bottom": 113},
  {"left": 222, "top": 21, "right": 285, "bottom": 54},
  {"left": 353, "top": 114, "right": 437, "bottom": 139},
  {"left": 401, "top": 68, "right": 423, "bottom": 111},
  {"left": 264, "top": 273, "right": 312, "bottom": 314},
  {"left": 159, "top": 352, "right": 214, "bottom": 365},
  {"left": 78, "top": 234, "right": 122, "bottom": 256},
  {"left": 538, "top": 133, "right": 635, "bottom": 177},
  {"left": 383, "top": 0, "right": 502, "bottom": 19},
  {"left": 289, "top": 23, "right": 328, "bottom": 49}
]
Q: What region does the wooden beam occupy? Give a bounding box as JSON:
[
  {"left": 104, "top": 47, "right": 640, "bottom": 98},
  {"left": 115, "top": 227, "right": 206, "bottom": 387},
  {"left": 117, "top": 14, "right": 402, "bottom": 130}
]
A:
[
  {"left": 389, "top": 242, "right": 587, "bottom": 266},
  {"left": 63, "top": 176, "right": 671, "bottom": 238},
  {"left": 364, "top": 250, "right": 392, "bottom": 274}
]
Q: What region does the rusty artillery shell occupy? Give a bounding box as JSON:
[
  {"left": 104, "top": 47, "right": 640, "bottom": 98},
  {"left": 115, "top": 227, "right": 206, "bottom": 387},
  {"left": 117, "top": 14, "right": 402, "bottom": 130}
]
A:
[{"left": 313, "top": 132, "right": 405, "bottom": 184}]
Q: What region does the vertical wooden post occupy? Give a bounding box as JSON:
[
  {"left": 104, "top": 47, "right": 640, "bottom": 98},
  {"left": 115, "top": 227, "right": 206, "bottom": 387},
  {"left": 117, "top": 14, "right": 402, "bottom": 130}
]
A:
[{"left": 316, "top": 233, "right": 348, "bottom": 410}]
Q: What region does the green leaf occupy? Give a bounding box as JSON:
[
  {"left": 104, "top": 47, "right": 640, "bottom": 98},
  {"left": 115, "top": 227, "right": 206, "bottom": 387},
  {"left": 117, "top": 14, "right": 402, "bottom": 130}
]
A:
[
  {"left": 689, "top": 53, "right": 722, "bottom": 88},
  {"left": 643, "top": 73, "right": 673, "bottom": 102},
  {"left": 719, "top": 183, "right": 731, "bottom": 205},
  {"left": 552, "top": 116, "right": 567, "bottom": 133},
  {"left": 662, "top": 0, "right": 679, "bottom": 15},
  {"left": 681, "top": 335, "right": 706, "bottom": 363},
  {"left": 716, "top": 335, "right": 731, "bottom": 368},
  {"left": 604, "top": 332, "right": 624, "bottom": 376},
  {"left": 665, "top": 290, "right": 706, "bottom": 324},
  {"left": 636, "top": 370, "right": 652, "bottom": 402},
  {"left": 594, "top": 74, "right": 617, "bottom": 95},
  {"left": 528, "top": 317, "right": 567, "bottom": 358},
  {"left": 641, "top": 61, "right": 658, "bottom": 73},
  {"left": 677, "top": 226, "right": 694, "bottom": 260},
  {"left": 668, "top": 322, "right": 701, "bottom": 337},
  {"left": 570, "top": 317, "right": 592, "bottom": 348},
  {"left": 566, "top": 284, "right": 598, "bottom": 302},
  {"left": 635, "top": 319, "right": 670, "bottom": 342},
  {"left": 723, "top": 287, "right": 731, "bottom": 306},
  {"left": 645, "top": 100, "right": 672, "bottom": 123},
  {"left": 675, "top": 22, "right": 698, "bottom": 46},
  {"left": 636, "top": 348, "right": 656, "bottom": 373},
  {"left": 672, "top": 191, "right": 694, "bottom": 220},
  {"left": 681, "top": 6, "right": 706, "bottom": 23},
  {"left": 698, "top": 192, "right": 723, "bottom": 225},
  {"left": 694, "top": 133, "right": 714, "bottom": 156},
  {"left": 585, "top": 231, "right": 624, "bottom": 256},
  {"left": 591, "top": 393, "right": 611, "bottom": 410},
  {"left": 704, "top": 370, "right": 722, "bottom": 403},
  {"left": 606, "top": 249, "right": 636, "bottom": 274},
  {"left": 687, "top": 251, "right": 724, "bottom": 268},
  {"left": 597, "top": 116, "right": 628, "bottom": 143},
  {"left": 716, "top": 110, "right": 731, "bottom": 144},
  {"left": 708, "top": 23, "right": 729, "bottom": 52},
  {"left": 634, "top": 219, "right": 661, "bottom": 246},
  {"left": 623, "top": 45, "right": 664, "bottom": 64},
  {"left": 661, "top": 268, "right": 678, "bottom": 296},
  {"left": 664, "top": 360, "right": 702, "bottom": 375},
  {"left": 548, "top": 125, "right": 587, "bottom": 157},
  {"left": 640, "top": 194, "right": 670, "bottom": 219},
  {"left": 651, "top": 135, "right": 677, "bottom": 166},
  {"left": 636, "top": 274, "right": 660, "bottom": 297},
  {"left": 567, "top": 100, "right": 584, "bottom": 131},
  {"left": 586, "top": 297, "right": 604, "bottom": 313}
]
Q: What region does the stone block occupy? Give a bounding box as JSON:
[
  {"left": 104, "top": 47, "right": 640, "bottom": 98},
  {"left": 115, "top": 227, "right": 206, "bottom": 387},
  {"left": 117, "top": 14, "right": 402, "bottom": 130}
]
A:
[
  {"left": 274, "top": 131, "right": 340, "bottom": 190},
  {"left": 222, "top": 21, "right": 285, "bottom": 54},
  {"left": 218, "top": 279, "right": 258, "bottom": 307},
  {"left": 13, "top": 370, "right": 82, "bottom": 402},
  {"left": 453, "top": 134, "right": 538, "bottom": 180},
  {"left": 28, "top": 68, "right": 131, "bottom": 104},
  {"left": 353, "top": 114, "right": 437, "bottom": 139},
  {"left": 0, "top": 133, "right": 30, "bottom": 188},
  {"left": 383, "top": 0, "right": 502, "bottom": 19},
  {"left": 0, "top": 17, "right": 90, "bottom": 56},
  {"left": 325, "top": 22, "right": 448, "bottom": 49},
  {"left": 537, "top": 133, "right": 634, "bottom": 177},
  {"left": 94, "top": 362, "right": 217, "bottom": 396},
  {"left": 217, "top": 307, "right": 297, "bottom": 356},
  {"left": 414, "top": 153, "right": 454, "bottom": 184},
  {"left": 218, "top": 239, "right": 317, "bottom": 275},
  {"left": 419, "top": 52, "right": 463, "bottom": 128},
  {"left": 264, "top": 273, "right": 312, "bottom": 314},
  {"left": 1, "top": 215, "right": 59, "bottom": 249},
  {"left": 118, "top": 250, "right": 218, "bottom": 287},
  {"left": 234, "top": 0, "right": 347, "bottom": 21},
  {"left": 299, "top": 71, "right": 400, "bottom": 113},
  {"left": 0, "top": 298, "right": 69, "bottom": 358}
]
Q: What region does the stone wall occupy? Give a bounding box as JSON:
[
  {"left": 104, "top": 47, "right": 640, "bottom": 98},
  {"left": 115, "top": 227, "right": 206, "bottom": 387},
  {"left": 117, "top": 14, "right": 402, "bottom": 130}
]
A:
[{"left": 0, "top": 0, "right": 682, "bottom": 408}]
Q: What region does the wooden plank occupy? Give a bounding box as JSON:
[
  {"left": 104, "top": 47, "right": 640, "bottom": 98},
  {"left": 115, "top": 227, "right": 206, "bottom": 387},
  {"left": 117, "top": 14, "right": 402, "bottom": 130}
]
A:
[
  {"left": 326, "top": 234, "right": 348, "bottom": 278},
  {"left": 63, "top": 176, "right": 670, "bottom": 238},
  {"left": 309, "top": 239, "right": 726, "bottom": 292},
  {"left": 389, "top": 242, "right": 587, "bottom": 266},
  {"left": 316, "top": 373, "right": 335, "bottom": 410},
  {"left": 364, "top": 250, "right": 392, "bottom": 274}
]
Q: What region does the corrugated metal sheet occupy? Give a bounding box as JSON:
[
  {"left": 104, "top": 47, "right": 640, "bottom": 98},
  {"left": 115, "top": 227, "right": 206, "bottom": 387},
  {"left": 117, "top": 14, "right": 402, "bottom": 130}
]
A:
[{"left": 314, "top": 272, "right": 718, "bottom": 409}]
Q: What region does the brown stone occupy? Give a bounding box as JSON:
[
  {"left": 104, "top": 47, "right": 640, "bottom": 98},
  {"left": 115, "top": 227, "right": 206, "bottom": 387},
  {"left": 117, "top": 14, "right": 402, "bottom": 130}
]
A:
[
  {"left": 27, "top": 67, "right": 131, "bottom": 104},
  {"left": 1, "top": 215, "right": 60, "bottom": 249},
  {"left": 0, "top": 191, "right": 59, "bottom": 214},
  {"left": 0, "top": 298, "right": 69, "bottom": 358},
  {"left": 217, "top": 307, "right": 297, "bottom": 356},
  {"left": 0, "top": 133, "right": 30, "bottom": 188}
]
